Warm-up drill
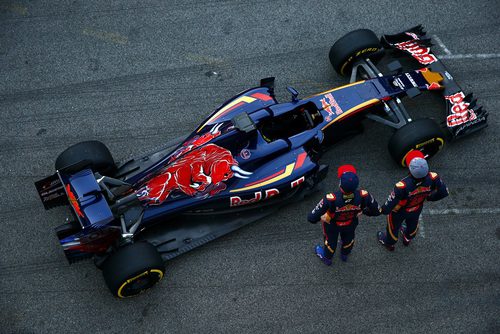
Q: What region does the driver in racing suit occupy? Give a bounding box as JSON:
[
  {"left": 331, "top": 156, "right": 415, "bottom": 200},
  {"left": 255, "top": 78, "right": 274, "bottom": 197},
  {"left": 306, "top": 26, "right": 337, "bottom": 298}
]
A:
[
  {"left": 308, "top": 165, "right": 380, "bottom": 265},
  {"left": 377, "top": 151, "right": 449, "bottom": 250}
]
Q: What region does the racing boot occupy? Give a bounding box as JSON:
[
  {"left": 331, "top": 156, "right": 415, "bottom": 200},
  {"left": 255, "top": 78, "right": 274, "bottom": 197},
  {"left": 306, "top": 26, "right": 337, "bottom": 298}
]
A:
[
  {"left": 315, "top": 245, "right": 332, "bottom": 266},
  {"left": 377, "top": 231, "right": 395, "bottom": 251},
  {"left": 400, "top": 225, "right": 411, "bottom": 246}
]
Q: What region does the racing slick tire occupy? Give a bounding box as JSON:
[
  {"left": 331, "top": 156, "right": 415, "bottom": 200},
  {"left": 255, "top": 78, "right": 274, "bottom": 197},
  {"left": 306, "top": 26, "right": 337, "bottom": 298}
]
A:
[
  {"left": 102, "top": 242, "right": 165, "bottom": 298},
  {"left": 388, "top": 118, "right": 445, "bottom": 167},
  {"left": 329, "top": 29, "right": 383, "bottom": 76},
  {"left": 55, "top": 140, "right": 116, "bottom": 174}
]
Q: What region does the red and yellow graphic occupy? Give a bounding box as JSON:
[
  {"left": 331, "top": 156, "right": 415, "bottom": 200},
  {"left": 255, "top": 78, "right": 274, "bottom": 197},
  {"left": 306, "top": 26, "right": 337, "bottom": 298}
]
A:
[
  {"left": 65, "top": 184, "right": 84, "bottom": 218},
  {"left": 197, "top": 92, "right": 272, "bottom": 133},
  {"left": 230, "top": 152, "right": 307, "bottom": 193},
  {"left": 419, "top": 68, "right": 443, "bottom": 90}
]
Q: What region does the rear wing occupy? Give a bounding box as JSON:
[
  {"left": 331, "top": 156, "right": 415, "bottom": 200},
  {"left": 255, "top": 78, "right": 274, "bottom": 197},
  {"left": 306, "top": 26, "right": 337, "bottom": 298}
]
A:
[
  {"left": 381, "top": 25, "right": 488, "bottom": 139},
  {"left": 35, "top": 169, "right": 114, "bottom": 227},
  {"left": 36, "top": 169, "right": 119, "bottom": 263}
]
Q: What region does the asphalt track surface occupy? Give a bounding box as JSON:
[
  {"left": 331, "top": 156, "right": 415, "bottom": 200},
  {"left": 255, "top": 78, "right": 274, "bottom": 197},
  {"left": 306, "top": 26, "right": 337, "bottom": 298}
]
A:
[{"left": 1, "top": 1, "right": 499, "bottom": 333}]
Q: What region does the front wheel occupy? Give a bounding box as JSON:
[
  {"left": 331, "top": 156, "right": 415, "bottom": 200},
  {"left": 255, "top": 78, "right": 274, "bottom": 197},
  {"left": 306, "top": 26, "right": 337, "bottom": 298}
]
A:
[
  {"left": 102, "top": 242, "right": 165, "bottom": 298},
  {"left": 329, "top": 29, "right": 383, "bottom": 76},
  {"left": 388, "top": 118, "right": 445, "bottom": 167}
]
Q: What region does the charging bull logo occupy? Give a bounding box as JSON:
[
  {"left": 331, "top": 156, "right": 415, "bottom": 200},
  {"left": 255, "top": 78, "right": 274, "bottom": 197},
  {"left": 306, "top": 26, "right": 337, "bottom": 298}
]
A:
[
  {"left": 137, "top": 143, "right": 252, "bottom": 205},
  {"left": 169, "top": 123, "right": 223, "bottom": 162}
]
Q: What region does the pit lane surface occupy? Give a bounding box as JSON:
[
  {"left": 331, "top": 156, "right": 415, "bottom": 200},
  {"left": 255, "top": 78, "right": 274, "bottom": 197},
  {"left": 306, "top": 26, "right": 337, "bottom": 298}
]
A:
[{"left": 1, "top": 1, "right": 499, "bottom": 333}]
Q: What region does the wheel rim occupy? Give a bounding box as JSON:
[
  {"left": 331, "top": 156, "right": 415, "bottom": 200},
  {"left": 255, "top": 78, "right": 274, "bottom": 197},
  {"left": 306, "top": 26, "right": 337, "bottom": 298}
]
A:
[
  {"left": 117, "top": 269, "right": 164, "bottom": 298},
  {"left": 401, "top": 137, "right": 444, "bottom": 167}
]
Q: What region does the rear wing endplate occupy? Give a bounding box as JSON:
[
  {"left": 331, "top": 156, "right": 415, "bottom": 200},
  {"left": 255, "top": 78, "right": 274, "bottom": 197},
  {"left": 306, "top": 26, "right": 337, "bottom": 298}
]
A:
[{"left": 35, "top": 172, "right": 67, "bottom": 210}]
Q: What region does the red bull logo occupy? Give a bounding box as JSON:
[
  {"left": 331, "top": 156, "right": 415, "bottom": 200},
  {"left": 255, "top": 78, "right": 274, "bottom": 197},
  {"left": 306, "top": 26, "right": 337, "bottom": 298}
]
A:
[
  {"left": 445, "top": 92, "right": 477, "bottom": 127},
  {"left": 320, "top": 93, "right": 343, "bottom": 121},
  {"left": 395, "top": 32, "right": 437, "bottom": 65},
  {"left": 137, "top": 143, "right": 252, "bottom": 205},
  {"left": 230, "top": 188, "right": 279, "bottom": 207}
]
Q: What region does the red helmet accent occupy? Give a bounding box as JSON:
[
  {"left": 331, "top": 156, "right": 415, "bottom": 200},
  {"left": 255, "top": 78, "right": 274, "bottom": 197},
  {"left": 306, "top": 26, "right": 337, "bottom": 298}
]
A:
[
  {"left": 337, "top": 164, "right": 357, "bottom": 178},
  {"left": 405, "top": 150, "right": 425, "bottom": 167}
]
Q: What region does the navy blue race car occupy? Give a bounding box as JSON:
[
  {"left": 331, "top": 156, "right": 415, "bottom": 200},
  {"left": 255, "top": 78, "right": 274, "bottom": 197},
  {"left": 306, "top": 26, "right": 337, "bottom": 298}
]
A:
[{"left": 35, "top": 26, "right": 487, "bottom": 298}]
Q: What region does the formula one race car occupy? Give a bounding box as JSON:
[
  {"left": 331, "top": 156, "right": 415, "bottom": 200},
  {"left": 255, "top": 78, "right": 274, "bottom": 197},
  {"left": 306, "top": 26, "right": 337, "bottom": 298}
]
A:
[{"left": 35, "top": 26, "right": 487, "bottom": 298}]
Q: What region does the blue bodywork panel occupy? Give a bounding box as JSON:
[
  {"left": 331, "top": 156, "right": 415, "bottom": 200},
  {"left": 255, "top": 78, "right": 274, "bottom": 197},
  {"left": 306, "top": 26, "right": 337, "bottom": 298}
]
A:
[
  {"left": 126, "top": 72, "right": 438, "bottom": 224},
  {"left": 61, "top": 169, "right": 114, "bottom": 228}
]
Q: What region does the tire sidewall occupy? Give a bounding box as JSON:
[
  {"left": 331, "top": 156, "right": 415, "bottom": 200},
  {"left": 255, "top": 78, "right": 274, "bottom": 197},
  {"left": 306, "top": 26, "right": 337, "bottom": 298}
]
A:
[
  {"left": 329, "top": 29, "right": 382, "bottom": 76},
  {"left": 388, "top": 118, "right": 445, "bottom": 167},
  {"left": 55, "top": 140, "right": 115, "bottom": 175},
  {"left": 102, "top": 242, "right": 165, "bottom": 298}
]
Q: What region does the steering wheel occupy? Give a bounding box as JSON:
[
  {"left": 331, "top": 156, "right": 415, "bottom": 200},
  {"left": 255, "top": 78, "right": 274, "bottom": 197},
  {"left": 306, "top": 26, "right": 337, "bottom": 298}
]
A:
[{"left": 301, "top": 108, "right": 315, "bottom": 129}]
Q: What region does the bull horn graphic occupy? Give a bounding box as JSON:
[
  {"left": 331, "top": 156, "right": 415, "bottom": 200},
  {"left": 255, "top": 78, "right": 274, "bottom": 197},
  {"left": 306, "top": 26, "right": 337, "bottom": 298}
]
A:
[
  {"left": 211, "top": 123, "right": 223, "bottom": 134},
  {"left": 190, "top": 183, "right": 201, "bottom": 189},
  {"left": 234, "top": 172, "right": 250, "bottom": 179},
  {"left": 231, "top": 165, "right": 252, "bottom": 175}
]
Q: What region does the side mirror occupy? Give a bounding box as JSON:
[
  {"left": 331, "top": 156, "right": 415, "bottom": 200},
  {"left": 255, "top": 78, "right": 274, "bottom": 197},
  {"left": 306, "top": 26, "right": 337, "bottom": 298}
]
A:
[{"left": 286, "top": 86, "right": 299, "bottom": 103}]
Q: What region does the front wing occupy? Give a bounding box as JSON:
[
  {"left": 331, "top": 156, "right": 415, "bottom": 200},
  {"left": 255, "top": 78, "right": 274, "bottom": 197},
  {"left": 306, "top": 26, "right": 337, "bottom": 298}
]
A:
[{"left": 381, "top": 25, "right": 488, "bottom": 139}]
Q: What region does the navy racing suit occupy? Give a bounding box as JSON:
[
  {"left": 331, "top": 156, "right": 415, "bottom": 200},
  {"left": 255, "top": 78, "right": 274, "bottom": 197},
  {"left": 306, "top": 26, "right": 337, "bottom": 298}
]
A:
[
  {"left": 380, "top": 172, "right": 449, "bottom": 245},
  {"left": 308, "top": 189, "right": 380, "bottom": 259}
]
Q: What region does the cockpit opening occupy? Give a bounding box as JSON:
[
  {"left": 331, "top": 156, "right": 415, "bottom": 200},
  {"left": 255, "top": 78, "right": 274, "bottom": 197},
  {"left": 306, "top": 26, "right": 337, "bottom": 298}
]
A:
[{"left": 259, "top": 102, "right": 323, "bottom": 142}]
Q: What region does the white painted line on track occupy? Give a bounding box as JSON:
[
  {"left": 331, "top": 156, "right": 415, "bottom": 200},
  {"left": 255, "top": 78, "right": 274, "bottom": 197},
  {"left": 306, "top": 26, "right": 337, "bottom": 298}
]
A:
[
  {"left": 433, "top": 34, "right": 500, "bottom": 60},
  {"left": 433, "top": 35, "right": 452, "bottom": 55},
  {"left": 425, "top": 208, "right": 500, "bottom": 215},
  {"left": 418, "top": 214, "right": 425, "bottom": 238},
  {"left": 439, "top": 53, "right": 500, "bottom": 60}
]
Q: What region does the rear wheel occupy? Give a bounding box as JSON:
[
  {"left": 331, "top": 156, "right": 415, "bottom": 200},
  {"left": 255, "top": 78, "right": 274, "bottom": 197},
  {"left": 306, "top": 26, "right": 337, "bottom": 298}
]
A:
[
  {"left": 102, "top": 242, "right": 165, "bottom": 298},
  {"left": 55, "top": 140, "right": 116, "bottom": 174},
  {"left": 388, "top": 118, "right": 445, "bottom": 167},
  {"left": 329, "top": 29, "right": 383, "bottom": 76}
]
